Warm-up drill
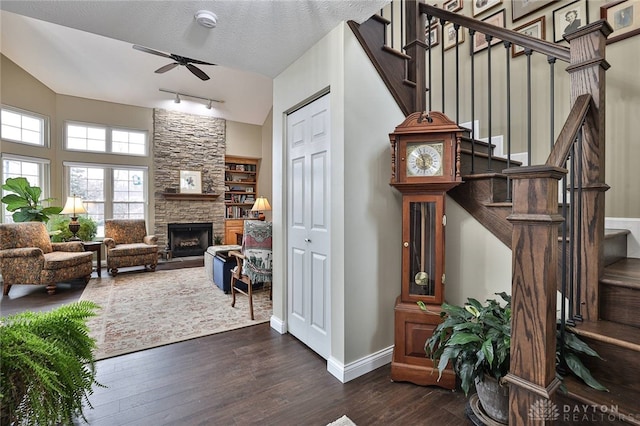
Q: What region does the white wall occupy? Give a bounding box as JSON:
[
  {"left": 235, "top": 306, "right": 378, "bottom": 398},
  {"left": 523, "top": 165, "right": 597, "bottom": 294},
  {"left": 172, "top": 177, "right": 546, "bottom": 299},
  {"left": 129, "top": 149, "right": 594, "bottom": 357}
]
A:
[{"left": 272, "top": 22, "right": 405, "bottom": 373}]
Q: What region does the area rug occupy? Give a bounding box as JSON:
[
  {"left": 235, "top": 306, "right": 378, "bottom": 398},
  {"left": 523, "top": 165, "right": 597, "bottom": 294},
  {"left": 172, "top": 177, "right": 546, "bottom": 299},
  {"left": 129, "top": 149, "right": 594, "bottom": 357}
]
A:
[
  {"left": 326, "top": 415, "right": 357, "bottom": 426},
  {"left": 79, "top": 267, "right": 271, "bottom": 360}
]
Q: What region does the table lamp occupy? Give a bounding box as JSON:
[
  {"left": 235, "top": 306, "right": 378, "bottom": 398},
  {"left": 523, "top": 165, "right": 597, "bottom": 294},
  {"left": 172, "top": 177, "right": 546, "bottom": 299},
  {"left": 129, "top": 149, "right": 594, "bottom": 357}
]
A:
[
  {"left": 251, "top": 196, "right": 271, "bottom": 221},
  {"left": 60, "top": 195, "right": 88, "bottom": 241}
]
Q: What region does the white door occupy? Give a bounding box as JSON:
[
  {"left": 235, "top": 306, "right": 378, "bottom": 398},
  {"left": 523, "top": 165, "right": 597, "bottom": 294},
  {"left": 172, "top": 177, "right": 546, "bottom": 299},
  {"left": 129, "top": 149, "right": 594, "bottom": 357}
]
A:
[{"left": 287, "top": 93, "right": 331, "bottom": 359}]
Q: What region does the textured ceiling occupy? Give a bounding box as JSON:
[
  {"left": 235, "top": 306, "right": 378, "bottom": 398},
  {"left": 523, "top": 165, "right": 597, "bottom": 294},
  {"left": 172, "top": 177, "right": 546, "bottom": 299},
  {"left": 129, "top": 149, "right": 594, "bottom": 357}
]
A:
[{"left": 0, "top": 1, "right": 388, "bottom": 125}]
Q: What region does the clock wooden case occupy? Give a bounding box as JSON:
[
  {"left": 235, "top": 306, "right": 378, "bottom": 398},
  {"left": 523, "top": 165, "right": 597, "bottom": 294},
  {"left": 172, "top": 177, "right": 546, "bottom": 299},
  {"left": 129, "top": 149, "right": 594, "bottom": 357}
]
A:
[{"left": 388, "top": 111, "right": 463, "bottom": 388}]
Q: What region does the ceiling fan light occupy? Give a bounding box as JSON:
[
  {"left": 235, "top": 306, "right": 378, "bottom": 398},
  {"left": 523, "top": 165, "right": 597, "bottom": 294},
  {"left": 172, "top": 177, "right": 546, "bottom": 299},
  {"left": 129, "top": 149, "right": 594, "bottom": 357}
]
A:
[{"left": 195, "top": 10, "right": 217, "bottom": 29}]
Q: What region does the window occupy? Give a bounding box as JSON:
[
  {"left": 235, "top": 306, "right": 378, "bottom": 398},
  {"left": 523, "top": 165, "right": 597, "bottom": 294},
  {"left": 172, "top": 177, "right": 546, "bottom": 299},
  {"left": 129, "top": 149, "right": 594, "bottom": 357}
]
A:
[
  {"left": 112, "top": 130, "right": 146, "bottom": 155},
  {"left": 66, "top": 124, "right": 106, "bottom": 152},
  {"left": 66, "top": 163, "right": 147, "bottom": 237},
  {"left": 65, "top": 122, "right": 148, "bottom": 156},
  {"left": 1, "top": 155, "right": 50, "bottom": 223},
  {"left": 1, "top": 106, "right": 48, "bottom": 146}
]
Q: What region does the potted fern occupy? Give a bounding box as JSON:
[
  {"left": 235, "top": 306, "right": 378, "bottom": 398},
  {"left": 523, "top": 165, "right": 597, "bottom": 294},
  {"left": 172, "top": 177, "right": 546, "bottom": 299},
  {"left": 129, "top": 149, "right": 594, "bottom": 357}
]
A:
[
  {"left": 0, "top": 301, "right": 102, "bottom": 425},
  {"left": 423, "top": 293, "right": 607, "bottom": 424}
]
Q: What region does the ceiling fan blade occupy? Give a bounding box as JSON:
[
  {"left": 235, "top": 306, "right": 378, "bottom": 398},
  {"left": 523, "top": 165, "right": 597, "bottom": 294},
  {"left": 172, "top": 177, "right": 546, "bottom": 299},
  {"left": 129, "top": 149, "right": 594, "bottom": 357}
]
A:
[
  {"left": 155, "top": 63, "right": 179, "bottom": 73},
  {"left": 133, "top": 44, "right": 174, "bottom": 60},
  {"left": 186, "top": 64, "right": 210, "bottom": 81},
  {"left": 185, "top": 58, "right": 217, "bottom": 66}
]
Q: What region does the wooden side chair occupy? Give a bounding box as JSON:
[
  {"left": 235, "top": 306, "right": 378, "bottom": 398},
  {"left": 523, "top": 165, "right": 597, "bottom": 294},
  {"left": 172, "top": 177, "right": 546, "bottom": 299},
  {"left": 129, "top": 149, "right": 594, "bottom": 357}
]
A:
[{"left": 229, "top": 220, "right": 272, "bottom": 320}]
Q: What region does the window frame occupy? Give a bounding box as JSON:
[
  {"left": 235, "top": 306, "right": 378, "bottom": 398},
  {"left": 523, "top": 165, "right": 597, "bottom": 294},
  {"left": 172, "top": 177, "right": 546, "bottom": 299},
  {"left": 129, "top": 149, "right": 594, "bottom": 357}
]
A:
[
  {"left": 64, "top": 120, "right": 149, "bottom": 157},
  {"left": 0, "top": 105, "right": 49, "bottom": 147}
]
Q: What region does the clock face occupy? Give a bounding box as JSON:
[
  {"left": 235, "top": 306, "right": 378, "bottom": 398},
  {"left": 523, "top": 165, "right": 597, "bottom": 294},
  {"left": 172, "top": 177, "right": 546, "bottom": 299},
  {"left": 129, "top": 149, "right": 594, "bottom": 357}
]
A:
[{"left": 406, "top": 142, "right": 443, "bottom": 177}]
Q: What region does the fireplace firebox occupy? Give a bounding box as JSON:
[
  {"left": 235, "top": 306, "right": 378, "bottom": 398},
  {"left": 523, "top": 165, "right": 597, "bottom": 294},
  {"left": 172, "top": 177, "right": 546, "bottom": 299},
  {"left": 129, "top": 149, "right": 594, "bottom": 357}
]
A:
[{"left": 168, "top": 223, "right": 213, "bottom": 258}]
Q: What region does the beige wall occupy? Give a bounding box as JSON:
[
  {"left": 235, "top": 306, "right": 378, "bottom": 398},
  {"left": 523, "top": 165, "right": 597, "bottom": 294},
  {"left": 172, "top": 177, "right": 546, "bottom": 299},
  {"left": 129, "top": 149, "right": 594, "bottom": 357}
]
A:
[{"left": 1, "top": 55, "right": 272, "bottom": 231}]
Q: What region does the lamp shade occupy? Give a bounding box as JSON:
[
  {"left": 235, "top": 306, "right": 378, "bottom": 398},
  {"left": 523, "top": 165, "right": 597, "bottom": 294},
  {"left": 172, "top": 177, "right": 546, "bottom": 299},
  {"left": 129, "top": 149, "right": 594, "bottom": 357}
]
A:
[
  {"left": 60, "top": 195, "right": 87, "bottom": 216},
  {"left": 251, "top": 197, "right": 271, "bottom": 212}
]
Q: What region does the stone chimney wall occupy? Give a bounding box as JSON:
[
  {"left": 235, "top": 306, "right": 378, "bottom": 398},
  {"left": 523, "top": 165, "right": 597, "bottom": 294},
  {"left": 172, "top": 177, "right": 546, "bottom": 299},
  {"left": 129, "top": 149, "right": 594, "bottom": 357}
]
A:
[{"left": 152, "top": 109, "right": 226, "bottom": 249}]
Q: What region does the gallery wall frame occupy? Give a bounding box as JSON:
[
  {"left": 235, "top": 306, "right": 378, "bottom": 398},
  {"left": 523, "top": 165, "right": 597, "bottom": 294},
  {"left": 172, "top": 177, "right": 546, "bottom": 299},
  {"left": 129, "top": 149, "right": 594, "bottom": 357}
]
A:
[
  {"left": 552, "top": 0, "right": 589, "bottom": 43},
  {"left": 426, "top": 24, "right": 440, "bottom": 48},
  {"left": 512, "top": 16, "right": 546, "bottom": 57},
  {"left": 472, "top": 0, "right": 501, "bottom": 17},
  {"left": 444, "top": 0, "right": 463, "bottom": 13},
  {"left": 443, "top": 22, "right": 465, "bottom": 50},
  {"left": 472, "top": 9, "right": 505, "bottom": 53},
  {"left": 601, "top": 0, "right": 640, "bottom": 44},
  {"left": 512, "top": 0, "right": 556, "bottom": 23}
]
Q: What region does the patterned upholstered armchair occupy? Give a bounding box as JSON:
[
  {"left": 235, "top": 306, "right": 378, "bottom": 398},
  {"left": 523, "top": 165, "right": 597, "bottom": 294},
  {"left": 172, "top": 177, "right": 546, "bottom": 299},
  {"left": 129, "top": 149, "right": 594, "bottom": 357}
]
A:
[
  {"left": 103, "top": 219, "right": 158, "bottom": 276},
  {"left": 0, "top": 222, "right": 93, "bottom": 295},
  {"left": 229, "top": 220, "right": 272, "bottom": 320}
]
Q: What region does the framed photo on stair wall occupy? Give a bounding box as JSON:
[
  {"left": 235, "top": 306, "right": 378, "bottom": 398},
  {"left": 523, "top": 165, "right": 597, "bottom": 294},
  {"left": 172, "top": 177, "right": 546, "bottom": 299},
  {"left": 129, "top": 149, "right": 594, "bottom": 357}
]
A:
[
  {"left": 473, "top": 0, "right": 501, "bottom": 17},
  {"left": 601, "top": 0, "right": 640, "bottom": 45},
  {"left": 552, "top": 0, "right": 588, "bottom": 43},
  {"left": 443, "top": 22, "right": 465, "bottom": 50},
  {"left": 512, "top": 16, "right": 546, "bottom": 57},
  {"left": 473, "top": 9, "right": 505, "bottom": 53},
  {"left": 512, "top": 0, "right": 555, "bottom": 22}
]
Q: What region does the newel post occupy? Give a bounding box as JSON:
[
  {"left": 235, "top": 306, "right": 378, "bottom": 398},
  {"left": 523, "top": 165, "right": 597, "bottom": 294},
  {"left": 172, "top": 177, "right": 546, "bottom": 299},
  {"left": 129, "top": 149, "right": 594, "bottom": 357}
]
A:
[
  {"left": 503, "top": 165, "right": 567, "bottom": 425},
  {"left": 564, "top": 21, "right": 612, "bottom": 321}
]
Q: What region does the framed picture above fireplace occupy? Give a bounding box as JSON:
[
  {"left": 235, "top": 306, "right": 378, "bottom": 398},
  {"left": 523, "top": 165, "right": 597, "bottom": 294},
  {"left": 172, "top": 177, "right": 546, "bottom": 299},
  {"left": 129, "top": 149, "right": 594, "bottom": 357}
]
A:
[{"left": 180, "top": 170, "right": 202, "bottom": 194}]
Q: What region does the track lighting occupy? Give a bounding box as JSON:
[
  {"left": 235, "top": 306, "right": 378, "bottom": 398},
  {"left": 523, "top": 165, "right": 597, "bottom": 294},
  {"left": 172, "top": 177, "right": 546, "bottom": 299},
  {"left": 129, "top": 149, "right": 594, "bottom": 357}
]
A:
[{"left": 159, "top": 88, "right": 224, "bottom": 109}]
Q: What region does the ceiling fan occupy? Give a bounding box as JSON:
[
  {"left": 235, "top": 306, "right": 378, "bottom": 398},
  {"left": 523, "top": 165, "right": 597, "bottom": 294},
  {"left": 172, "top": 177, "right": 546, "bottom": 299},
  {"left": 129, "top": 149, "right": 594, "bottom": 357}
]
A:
[{"left": 133, "top": 45, "right": 216, "bottom": 81}]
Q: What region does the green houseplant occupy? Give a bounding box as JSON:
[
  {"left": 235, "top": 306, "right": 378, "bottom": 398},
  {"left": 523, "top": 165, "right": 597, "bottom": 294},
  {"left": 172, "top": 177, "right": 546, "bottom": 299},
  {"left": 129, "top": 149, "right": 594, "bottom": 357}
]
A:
[
  {"left": 0, "top": 301, "right": 102, "bottom": 425},
  {"left": 1, "top": 177, "right": 62, "bottom": 222},
  {"left": 422, "top": 293, "right": 607, "bottom": 422},
  {"left": 47, "top": 214, "right": 98, "bottom": 242}
]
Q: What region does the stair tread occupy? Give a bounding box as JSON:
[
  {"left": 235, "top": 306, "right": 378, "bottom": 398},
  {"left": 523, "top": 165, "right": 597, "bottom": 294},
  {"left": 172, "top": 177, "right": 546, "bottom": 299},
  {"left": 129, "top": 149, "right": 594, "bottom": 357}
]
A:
[
  {"left": 561, "top": 375, "right": 640, "bottom": 425},
  {"left": 602, "top": 258, "right": 640, "bottom": 288},
  {"left": 569, "top": 319, "right": 640, "bottom": 351}
]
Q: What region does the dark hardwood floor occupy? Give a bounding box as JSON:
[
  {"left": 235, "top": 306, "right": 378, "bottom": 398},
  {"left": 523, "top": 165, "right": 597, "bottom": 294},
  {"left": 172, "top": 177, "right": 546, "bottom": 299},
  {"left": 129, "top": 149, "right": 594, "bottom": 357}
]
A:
[{"left": 1, "top": 260, "right": 472, "bottom": 426}]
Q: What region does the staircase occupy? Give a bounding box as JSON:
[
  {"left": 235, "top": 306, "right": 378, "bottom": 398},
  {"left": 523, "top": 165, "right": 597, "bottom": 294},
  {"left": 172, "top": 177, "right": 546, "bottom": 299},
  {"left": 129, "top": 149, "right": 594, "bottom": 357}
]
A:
[{"left": 349, "top": 1, "right": 640, "bottom": 424}]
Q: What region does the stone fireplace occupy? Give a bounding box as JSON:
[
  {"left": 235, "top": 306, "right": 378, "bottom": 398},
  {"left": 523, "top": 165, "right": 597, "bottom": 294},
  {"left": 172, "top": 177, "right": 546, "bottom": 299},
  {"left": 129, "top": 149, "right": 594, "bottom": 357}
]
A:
[
  {"left": 168, "top": 223, "right": 213, "bottom": 258},
  {"left": 152, "top": 109, "right": 226, "bottom": 251}
]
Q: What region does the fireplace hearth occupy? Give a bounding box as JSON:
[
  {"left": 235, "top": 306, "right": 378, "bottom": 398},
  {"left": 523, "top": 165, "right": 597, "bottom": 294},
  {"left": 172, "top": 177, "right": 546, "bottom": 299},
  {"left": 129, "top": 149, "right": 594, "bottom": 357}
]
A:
[{"left": 168, "top": 223, "right": 213, "bottom": 258}]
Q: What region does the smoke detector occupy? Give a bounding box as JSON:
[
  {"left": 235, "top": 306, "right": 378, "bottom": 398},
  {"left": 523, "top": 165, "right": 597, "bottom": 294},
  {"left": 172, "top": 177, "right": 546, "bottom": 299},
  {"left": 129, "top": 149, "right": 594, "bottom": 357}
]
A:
[{"left": 195, "top": 10, "right": 217, "bottom": 29}]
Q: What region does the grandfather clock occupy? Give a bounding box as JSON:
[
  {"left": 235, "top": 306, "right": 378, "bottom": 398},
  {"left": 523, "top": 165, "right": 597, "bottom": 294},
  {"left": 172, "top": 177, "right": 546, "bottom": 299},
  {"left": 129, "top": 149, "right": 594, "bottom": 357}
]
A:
[{"left": 389, "top": 111, "right": 463, "bottom": 388}]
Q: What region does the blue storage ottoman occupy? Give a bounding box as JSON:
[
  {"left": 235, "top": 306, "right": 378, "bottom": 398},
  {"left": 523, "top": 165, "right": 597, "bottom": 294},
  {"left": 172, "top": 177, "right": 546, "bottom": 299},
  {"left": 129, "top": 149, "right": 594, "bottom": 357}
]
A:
[{"left": 204, "top": 245, "right": 241, "bottom": 293}]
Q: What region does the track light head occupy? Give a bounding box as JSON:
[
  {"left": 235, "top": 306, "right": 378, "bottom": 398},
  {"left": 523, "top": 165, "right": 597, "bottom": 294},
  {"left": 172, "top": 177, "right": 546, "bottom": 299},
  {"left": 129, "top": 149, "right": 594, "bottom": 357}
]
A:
[
  {"left": 174, "top": 93, "right": 181, "bottom": 104},
  {"left": 206, "top": 100, "right": 213, "bottom": 109}
]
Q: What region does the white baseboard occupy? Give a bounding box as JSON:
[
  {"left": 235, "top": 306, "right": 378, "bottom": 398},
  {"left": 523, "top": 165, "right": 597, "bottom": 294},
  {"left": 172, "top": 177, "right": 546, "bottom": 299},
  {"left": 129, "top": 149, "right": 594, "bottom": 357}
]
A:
[
  {"left": 327, "top": 346, "right": 393, "bottom": 383},
  {"left": 270, "top": 315, "right": 287, "bottom": 334},
  {"left": 605, "top": 217, "right": 640, "bottom": 258}
]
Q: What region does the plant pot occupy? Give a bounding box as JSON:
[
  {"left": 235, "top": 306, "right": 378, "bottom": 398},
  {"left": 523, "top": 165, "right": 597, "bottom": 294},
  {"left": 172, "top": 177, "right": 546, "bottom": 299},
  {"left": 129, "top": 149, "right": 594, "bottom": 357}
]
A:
[{"left": 474, "top": 376, "right": 509, "bottom": 424}]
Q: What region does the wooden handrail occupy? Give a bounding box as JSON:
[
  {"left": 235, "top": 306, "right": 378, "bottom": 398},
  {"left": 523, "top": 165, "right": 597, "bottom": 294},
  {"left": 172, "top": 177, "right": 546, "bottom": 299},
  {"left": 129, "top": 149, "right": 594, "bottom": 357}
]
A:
[
  {"left": 546, "top": 94, "right": 592, "bottom": 168},
  {"left": 420, "top": 3, "right": 571, "bottom": 63}
]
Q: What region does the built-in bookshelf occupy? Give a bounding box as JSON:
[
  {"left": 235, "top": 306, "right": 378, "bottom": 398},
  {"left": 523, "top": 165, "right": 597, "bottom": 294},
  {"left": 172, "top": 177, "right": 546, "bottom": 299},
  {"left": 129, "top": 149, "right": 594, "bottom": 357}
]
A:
[{"left": 224, "top": 156, "right": 259, "bottom": 219}]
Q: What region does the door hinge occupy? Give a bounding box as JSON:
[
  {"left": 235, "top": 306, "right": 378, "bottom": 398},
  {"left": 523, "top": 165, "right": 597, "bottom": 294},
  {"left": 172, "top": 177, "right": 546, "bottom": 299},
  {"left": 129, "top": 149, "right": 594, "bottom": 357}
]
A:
[
  {"left": 442, "top": 273, "right": 446, "bottom": 285},
  {"left": 442, "top": 214, "right": 446, "bottom": 226}
]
